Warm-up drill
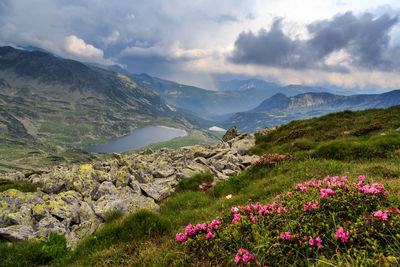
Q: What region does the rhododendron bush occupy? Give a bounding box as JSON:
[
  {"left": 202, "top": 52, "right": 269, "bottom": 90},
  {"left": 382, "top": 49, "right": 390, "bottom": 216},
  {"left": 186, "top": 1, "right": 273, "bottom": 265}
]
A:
[{"left": 176, "top": 175, "right": 400, "bottom": 266}]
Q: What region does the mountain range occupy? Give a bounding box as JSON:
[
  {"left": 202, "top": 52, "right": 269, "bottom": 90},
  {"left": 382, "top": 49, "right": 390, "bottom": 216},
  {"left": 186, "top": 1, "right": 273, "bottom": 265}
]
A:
[
  {"left": 99, "top": 66, "right": 358, "bottom": 119},
  {"left": 221, "top": 90, "right": 400, "bottom": 132},
  {"left": 0, "top": 46, "right": 213, "bottom": 169}
]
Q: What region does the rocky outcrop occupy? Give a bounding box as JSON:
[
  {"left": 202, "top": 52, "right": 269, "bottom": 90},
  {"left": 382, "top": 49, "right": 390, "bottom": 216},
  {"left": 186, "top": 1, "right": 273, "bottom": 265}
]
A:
[{"left": 0, "top": 128, "right": 265, "bottom": 247}]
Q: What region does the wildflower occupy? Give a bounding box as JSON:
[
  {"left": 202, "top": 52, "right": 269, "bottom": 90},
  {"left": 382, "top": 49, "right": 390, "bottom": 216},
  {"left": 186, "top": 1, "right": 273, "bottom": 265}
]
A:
[
  {"left": 334, "top": 227, "right": 350, "bottom": 243},
  {"left": 176, "top": 233, "right": 188, "bottom": 243},
  {"left": 232, "top": 213, "right": 241, "bottom": 224},
  {"left": 309, "top": 236, "right": 323, "bottom": 248},
  {"left": 231, "top": 207, "right": 239, "bottom": 213},
  {"left": 320, "top": 188, "right": 336, "bottom": 199},
  {"left": 206, "top": 230, "right": 215, "bottom": 240},
  {"left": 234, "top": 248, "right": 256, "bottom": 264},
  {"left": 296, "top": 184, "right": 308, "bottom": 191},
  {"left": 275, "top": 194, "right": 280, "bottom": 199},
  {"left": 279, "top": 232, "right": 291, "bottom": 240},
  {"left": 304, "top": 201, "right": 319, "bottom": 210},
  {"left": 374, "top": 210, "right": 388, "bottom": 221},
  {"left": 250, "top": 214, "right": 258, "bottom": 223}
]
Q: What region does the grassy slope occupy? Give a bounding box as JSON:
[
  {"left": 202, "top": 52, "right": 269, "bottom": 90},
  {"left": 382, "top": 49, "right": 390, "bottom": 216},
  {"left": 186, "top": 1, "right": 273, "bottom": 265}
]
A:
[{"left": 2, "top": 106, "right": 400, "bottom": 266}]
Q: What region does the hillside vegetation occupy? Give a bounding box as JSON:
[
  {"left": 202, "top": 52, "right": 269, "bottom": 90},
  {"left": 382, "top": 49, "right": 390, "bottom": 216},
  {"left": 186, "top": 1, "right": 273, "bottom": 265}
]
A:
[
  {"left": 0, "top": 47, "right": 216, "bottom": 173},
  {"left": 1, "top": 106, "right": 400, "bottom": 266}
]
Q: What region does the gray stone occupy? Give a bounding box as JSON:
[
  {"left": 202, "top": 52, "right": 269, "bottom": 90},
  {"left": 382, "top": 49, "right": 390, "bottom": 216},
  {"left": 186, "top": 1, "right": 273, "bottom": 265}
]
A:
[{"left": 221, "top": 126, "right": 238, "bottom": 142}]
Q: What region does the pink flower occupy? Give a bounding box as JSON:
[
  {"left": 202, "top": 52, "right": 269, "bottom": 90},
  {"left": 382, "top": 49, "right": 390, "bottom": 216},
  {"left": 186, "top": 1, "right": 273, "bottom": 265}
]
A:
[
  {"left": 320, "top": 188, "right": 336, "bottom": 199},
  {"left": 232, "top": 213, "right": 241, "bottom": 224},
  {"left": 286, "top": 191, "right": 293, "bottom": 196},
  {"left": 276, "top": 207, "right": 287, "bottom": 213},
  {"left": 275, "top": 194, "right": 281, "bottom": 199},
  {"left": 374, "top": 210, "right": 388, "bottom": 221},
  {"left": 231, "top": 207, "right": 239, "bottom": 213},
  {"left": 315, "top": 236, "right": 323, "bottom": 248},
  {"left": 280, "top": 232, "right": 292, "bottom": 240},
  {"left": 334, "top": 227, "right": 349, "bottom": 243},
  {"left": 234, "top": 248, "right": 256, "bottom": 264},
  {"left": 176, "top": 233, "right": 188, "bottom": 243},
  {"left": 304, "top": 201, "right": 319, "bottom": 210},
  {"left": 206, "top": 231, "right": 215, "bottom": 240},
  {"left": 309, "top": 236, "right": 323, "bottom": 248},
  {"left": 296, "top": 184, "right": 308, "bottom": 191},
  {"left": 250, "top": 214, "right": 258, "bottom": 223}
]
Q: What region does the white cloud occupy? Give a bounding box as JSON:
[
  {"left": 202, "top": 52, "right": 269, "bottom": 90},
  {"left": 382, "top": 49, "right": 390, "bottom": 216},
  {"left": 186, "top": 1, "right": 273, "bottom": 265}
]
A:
[
  {"left": 65, "top": 35, "right": 103, "bottom": 58},
  {"left": 64, "top": 35, "right": 116, "bottom": 65}
]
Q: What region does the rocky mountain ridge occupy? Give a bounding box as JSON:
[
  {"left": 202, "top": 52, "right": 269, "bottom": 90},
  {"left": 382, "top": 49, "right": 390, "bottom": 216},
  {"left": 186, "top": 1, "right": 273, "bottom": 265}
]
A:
[
  {"left": 0, "top": 127, "right": 269, "bottom": 246},
  {"left": 222, "top": 90, "right": 400, "bottom": 132}
]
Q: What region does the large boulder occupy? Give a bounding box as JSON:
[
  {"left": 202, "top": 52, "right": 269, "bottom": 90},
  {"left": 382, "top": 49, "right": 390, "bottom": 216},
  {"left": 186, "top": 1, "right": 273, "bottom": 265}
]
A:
[
  {"left": 221, "top": 126, "right": 238, "bottom": 142},
  {"left": 139, "top": 178, "right": 177, "bottom": 202},
  {"left": 93, "top": 186, "right": 159, "bottom": 219}
]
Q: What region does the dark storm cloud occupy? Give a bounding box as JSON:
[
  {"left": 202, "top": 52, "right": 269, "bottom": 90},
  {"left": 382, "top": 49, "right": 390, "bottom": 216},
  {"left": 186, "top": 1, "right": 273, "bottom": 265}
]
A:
[
  {"left": 229, "top": 19, "right": 303, "bottom": 68},
  {"left": 229, "top": 12, "right": 400, "bottom": 72}
]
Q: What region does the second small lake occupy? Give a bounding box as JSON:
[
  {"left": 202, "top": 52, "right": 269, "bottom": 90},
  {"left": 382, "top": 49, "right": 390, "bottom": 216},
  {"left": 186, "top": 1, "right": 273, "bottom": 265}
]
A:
[{"left": 84, "top": 125, "right": 188, "bottom": 153}]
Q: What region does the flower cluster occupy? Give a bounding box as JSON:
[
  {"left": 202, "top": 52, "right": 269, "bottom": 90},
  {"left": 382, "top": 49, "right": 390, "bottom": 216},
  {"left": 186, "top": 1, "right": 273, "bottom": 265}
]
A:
[
  {"left": 234, "top": 248, "right": 256, "bottom": 264},
  {"left": 373, "top": 207, "right": 400, "bottom": 221},
  {"left": 334, "top": 227, "right": 350, "bottom": 243},
  {"left": 176, "top": 219, "right": 221, "bottom": 243},
  {"left": 230, "top": 202, "right": 288, "bottom": 226},
  {"left": 309, "top": 236, "right": 323, "bottom": 248},
  {"left": 320, "top": 188, "right": 336, "bottom": 199},
  {"left": 303, "top": 201, "right": 319, "bottom": 210},
  {"left": 176, "top": 174, "right": 399, "bottom": 266}
]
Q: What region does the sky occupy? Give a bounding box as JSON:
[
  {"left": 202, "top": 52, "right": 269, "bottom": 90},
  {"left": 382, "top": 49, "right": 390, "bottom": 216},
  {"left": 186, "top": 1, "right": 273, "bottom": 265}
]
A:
[{"left": 1, "top": 0, "right": 400, "bottom": 91}]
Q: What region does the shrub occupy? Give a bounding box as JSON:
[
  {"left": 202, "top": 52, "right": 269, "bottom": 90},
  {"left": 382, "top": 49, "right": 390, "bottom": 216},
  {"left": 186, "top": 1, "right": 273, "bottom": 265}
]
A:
[{"left": 176, "top": 175, "right": 400, "bottom": 266}]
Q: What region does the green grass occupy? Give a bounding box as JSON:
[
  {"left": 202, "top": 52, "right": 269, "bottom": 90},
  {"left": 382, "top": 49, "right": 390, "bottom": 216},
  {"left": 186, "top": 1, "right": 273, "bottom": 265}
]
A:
[
  {"left": 5, "top": 106, "right": 400, "bottom": 266},
  {"left": 0, "top": 179, "right": 39, "bottom": 193},
  {"left": 177, "top": 172, "right": 214, "bottom": 191}
]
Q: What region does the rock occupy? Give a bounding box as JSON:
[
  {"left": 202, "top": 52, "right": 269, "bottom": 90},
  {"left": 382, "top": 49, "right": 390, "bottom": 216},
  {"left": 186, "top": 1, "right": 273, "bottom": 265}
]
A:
[
  {"left": 238, "top": 155, "right": 259, "bottom": 166},
  {"left": 93, "top": 186, "right": 159, "bottom": 219},
  {"left": 64, "top": 165, "right": 100, "bottom": 198},
  {"left": 221, "top": 126, "right": 238, "bottom": 142},
  {"left": 141, "top": 148, "right": 154, "bottom": 155},
  {"left": 91, "top": 181, "right": 117, "bottom": 201},
  {"left": 135, "top": 169, "right": 153, "bottom": 183},
  {"left": 115, "top": 167, "right": 132, "bottom": 187},
  {"left": 231, "top": 136, "right": 255, "bottom": 155},
  {"left": 47, "top": 191, "right": 83, "bottom": 224},
  {"left": 194, "top": 157, "right": 208, "bottom": 166},
  {"left": 0, "top": 225, "right": 34, "bottom": 242},
  {"left": 10, "top": 172, "right": 24, "bottom": 181},
  {"left": 35, "top": 216, "right": 67, "bottom": 240},
  {"left": 153, "top": 166, "right": 175, "bottom": 178},
  {"left": 139, "top": 179, "right": 177, "bottom": 202},
  {"left": 255, "top": 126, "right": 273, "bottom": 137}
]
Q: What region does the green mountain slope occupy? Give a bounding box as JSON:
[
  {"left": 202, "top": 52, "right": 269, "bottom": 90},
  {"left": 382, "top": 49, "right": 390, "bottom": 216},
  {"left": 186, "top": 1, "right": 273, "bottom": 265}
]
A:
[
  {"left": 2, "top": 106, "right": 400, "bottom": 266},
  {"left": 0, "top": 46, "right": 215, "bottom": 171}
]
